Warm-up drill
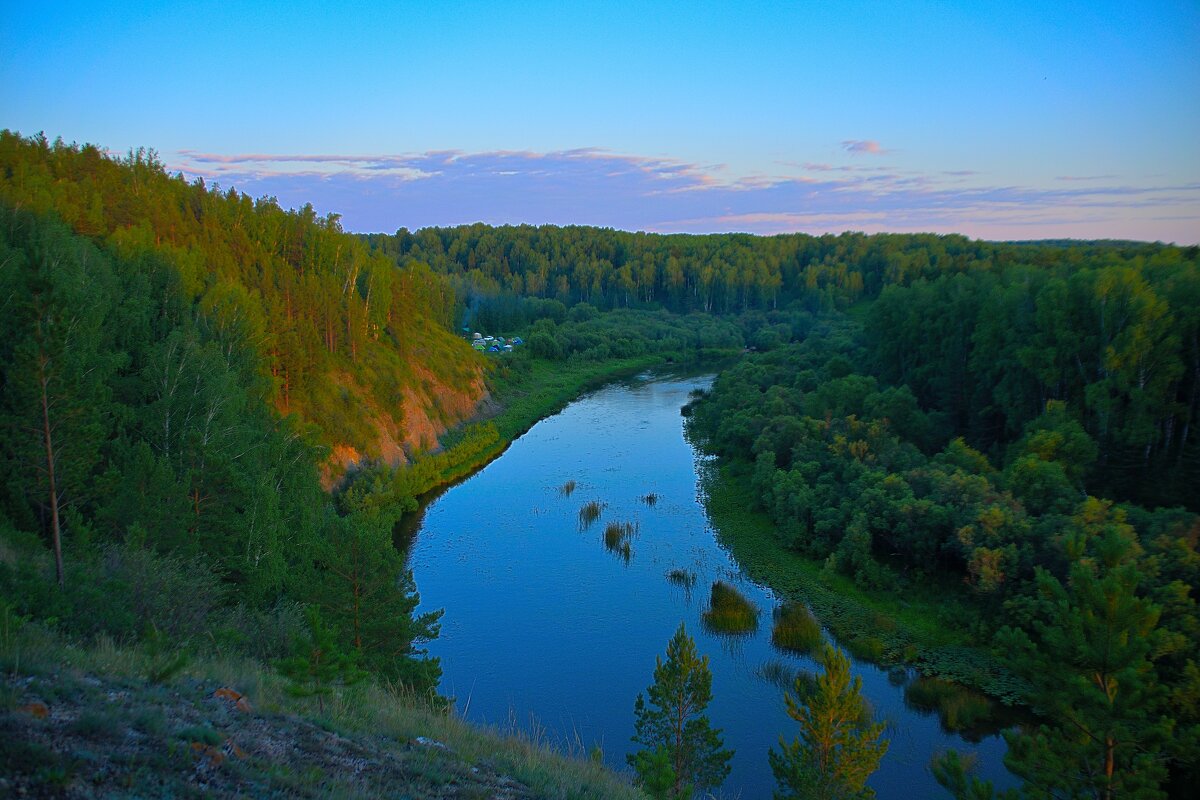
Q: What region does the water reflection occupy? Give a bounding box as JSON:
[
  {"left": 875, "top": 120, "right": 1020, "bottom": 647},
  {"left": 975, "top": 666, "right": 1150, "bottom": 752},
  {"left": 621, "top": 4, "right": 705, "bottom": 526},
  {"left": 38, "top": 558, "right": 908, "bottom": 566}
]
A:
[{"left": 404, "top": 372, "right": 1017, "bottom": 798}]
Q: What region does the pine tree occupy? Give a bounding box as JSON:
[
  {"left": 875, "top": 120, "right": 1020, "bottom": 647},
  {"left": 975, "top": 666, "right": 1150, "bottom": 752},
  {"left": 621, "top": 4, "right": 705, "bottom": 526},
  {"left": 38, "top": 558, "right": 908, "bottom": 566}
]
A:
[
  {"left": 312, "top": 507, "right": 442, "bottom": 692},
  {"left": 277, "top": 607, "right": 365, "bottom": 713},
  {"left": 629, "top": 622, "right": 733, "bottom": 799},
  {"left": 995, "top": 500, "right": 1170, "bottom": 800},
  {"left": 769, "top": 644, "right": 889, "bottom": 800}
]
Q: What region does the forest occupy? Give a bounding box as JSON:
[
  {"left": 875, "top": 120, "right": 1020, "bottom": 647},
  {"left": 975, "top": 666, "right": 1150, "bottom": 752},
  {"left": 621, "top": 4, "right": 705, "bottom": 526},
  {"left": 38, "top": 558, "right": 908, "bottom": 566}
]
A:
[
  {"left": 684, "top": 306, "right": 1199, "bottom": 796},
  {"left": 2, "top": 129, "right": 1199, "bottom": 798}
]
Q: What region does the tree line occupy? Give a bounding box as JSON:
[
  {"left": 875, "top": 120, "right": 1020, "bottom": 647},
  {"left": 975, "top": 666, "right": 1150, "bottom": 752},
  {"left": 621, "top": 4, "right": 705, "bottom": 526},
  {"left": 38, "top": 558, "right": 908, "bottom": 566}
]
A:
[
  {"left": 686, "top": 313, "right": 1199, "bottom": 798},
  {"left": 366, "top": 222, "right": 1190, "bottom": 319}
]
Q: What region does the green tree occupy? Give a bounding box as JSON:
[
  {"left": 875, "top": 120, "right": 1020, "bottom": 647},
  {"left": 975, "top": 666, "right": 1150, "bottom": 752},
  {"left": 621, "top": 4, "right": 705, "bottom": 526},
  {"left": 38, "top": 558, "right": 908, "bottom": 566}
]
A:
[
  {"left": 629, "top": 622, "right": 732, "bottom": 799},
  {"left": 997, "top": 499, "right": 1170, "bottom": 800},
  {"left": 769, "top": 644, "right": 889, "bottom": 800},
  {"left": 0, "top": 211, "right": 118, "bottom": 588},
  {"left": 313, "top": 506, "right": 442, "bottom": 692},
  {"left": 277, "top": 607, "right": 365, "bottom": 714}
]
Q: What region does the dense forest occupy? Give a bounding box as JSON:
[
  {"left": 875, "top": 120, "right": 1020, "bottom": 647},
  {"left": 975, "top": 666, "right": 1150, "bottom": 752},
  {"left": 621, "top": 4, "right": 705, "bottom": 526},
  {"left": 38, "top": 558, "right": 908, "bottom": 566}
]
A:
[
  {"left": 0, "top": 132, "right": 461, "bottom": 695},
  {"left": 685, "top": 323, "right": 1199, "bottom": 795},
  {"left": 368, "top": 223, "right": 1199, "bottom": 510},
  {"left": 1, "top": 131, "right": 486, "bottom": 483}
]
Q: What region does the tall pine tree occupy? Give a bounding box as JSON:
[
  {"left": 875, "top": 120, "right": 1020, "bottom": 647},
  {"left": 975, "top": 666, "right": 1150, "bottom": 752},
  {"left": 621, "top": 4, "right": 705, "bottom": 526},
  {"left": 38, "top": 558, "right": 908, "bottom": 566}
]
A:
[
  {"left": 629, "top": 622, "right": 732, "bottom": 799},
  {"left": 769, "top": 644, "right": 889, "bottom": 800}
]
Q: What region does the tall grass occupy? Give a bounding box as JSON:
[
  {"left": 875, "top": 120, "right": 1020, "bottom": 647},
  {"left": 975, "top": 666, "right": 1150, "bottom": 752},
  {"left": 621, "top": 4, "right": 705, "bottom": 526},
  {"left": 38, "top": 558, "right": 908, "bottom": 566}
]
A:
[
  {"left": 603, "top": 521, "right": 637, "bottom": 564},
  {"left": 770, "top": 603, "right": 823, "bottom": 655},
  {"left": 903, "top": 676, "right": 996, "bottom": 734},
  {"left": 701, "top": 581, "right": 759, "bottom": 636},
  {"left": 640, "top": 493, "right": 659, "bottom": 507},
  {"left": 665, "top": 568, "right": 696, "bottom": 589},
  {"left": 559, "top": 480, "right": 577, "bottom": 497},
  {"left": 578, "top": 500, "right": 604, "bottom": 530}
]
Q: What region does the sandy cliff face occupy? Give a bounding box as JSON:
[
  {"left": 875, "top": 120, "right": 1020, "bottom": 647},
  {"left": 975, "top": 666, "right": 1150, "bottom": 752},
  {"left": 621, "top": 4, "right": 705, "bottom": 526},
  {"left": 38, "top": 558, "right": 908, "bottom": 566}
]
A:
[{"left": 318, "top": 364, "right": 489, "bottom": 489}]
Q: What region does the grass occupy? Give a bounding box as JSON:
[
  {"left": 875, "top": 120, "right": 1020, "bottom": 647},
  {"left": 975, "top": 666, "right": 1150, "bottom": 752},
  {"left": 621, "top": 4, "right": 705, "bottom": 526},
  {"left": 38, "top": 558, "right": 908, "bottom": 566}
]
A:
[
  {"left": 701, "top": 581, "right": 759, "bottom": 636},
  {"left": 903, "top": 676, "right": 1001, "bottom": 736},
  {"left": 1, "top": 623, "right": 646, "bottom": 799},
  {"left": 770, "top": 603, "right": 823, "bottom": 655},
  {"left": 559, "top": 480, "right": 577, "bottom": 497},
  {"left": 578, "top": 500, "right": 605, "bottom": 530},
  {"left": 603, "top": 521, "right": 637, "bottom": 563},
  {"left": 665, "top": 568, "right": 696, "bottom": 589},
  {"left": 640, "top": 493, "right": 659, "bottom": 507},
  {"left": 699, "top": 463, "right": 1027, "bottom": 705}
]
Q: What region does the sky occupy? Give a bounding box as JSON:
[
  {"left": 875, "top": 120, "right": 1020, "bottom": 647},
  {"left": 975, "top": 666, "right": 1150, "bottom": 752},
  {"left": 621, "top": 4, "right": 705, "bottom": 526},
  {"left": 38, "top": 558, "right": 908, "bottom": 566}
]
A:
[{"left": 3, "top": 0, "right": 1199, "bottom": 242}]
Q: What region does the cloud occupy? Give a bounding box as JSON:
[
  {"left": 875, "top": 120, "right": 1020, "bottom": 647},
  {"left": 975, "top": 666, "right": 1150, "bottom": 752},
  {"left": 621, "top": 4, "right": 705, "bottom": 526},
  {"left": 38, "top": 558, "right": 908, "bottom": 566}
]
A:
[
  {"left": 1055, "top": 174, "right": 1118, "bottom": 182},
  {"left": 166, "top": 147, "right": 1200, "bottom": 244},
  {"left": 841, "top": 139, "right": 886, "bottom": 155}
]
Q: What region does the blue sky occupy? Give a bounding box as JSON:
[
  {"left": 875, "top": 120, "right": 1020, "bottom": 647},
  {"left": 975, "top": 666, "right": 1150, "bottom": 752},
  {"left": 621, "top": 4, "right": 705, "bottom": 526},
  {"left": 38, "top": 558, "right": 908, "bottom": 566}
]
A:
[{"left": 3, "top": 0, "right": 1198, "bottom": 241}]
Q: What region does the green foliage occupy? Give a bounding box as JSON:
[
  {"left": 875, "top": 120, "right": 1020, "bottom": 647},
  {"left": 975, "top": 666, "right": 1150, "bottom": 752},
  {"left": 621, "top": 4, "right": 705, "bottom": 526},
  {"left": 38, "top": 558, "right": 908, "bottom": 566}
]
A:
[
  {"left": 0, "top": 130, "right": 485, "bottom": 472},
  {"left": 629, "top": 622, "right": 733, "bottom": 799},
  {"left": 277, "top": 607, "right": 367, "bottom": 713},
  {"left": 0, "top": 136, "right": 446, "bottom": 705},
  {"left": 701, "top": 580, "right": 760, "bottom": 636},
  {"left": 771, "top": 603, "right": 823, "bottom": 655},
  {"left": 311, "top": 507, "right": 442, "bottom": 692},
  {"left": 932, "top": 750, "right": 1022, "bottom": 800},
  {"left": 142, "top": 623, "right": 190, "bottom": 684},
  {"left": 769, "top": 644, "right": 889, "bottom": 800},
  {"left": 630, "top": 745, "right": 677, "bottom": 799},
  {"left": 996, "top": 500, "right": 1172, "bottom": 800}
]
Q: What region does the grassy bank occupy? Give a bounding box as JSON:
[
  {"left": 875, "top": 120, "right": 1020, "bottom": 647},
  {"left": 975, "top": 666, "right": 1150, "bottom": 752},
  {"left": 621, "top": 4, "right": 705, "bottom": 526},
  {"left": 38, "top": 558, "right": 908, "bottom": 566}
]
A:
[
  {"left": 700, "top": 464, "right": 1026, "bottom": 706},
  {"left": 1, "top": 622, "right": 644, "bottom": 799},
  {"left": 368, "top": 350, "right": 739, "bottom": 511}
]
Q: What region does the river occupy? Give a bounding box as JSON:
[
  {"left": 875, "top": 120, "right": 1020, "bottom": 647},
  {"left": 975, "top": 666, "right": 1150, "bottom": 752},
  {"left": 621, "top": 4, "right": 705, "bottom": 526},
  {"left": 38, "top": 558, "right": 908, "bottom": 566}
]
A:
[{"left": 404, "top": 372, "right": 1015, "bottom": 798}]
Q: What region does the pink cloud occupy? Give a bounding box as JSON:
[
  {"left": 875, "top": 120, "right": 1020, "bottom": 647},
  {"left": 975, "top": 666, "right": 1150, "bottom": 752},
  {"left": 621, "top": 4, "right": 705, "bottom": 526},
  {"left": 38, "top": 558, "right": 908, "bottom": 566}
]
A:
[
  {"left": 841, "top": 139, "right": 886, "bottom": 155},
  {"left": 164, "top": 146, "right": 1200, "bottom": 244}
]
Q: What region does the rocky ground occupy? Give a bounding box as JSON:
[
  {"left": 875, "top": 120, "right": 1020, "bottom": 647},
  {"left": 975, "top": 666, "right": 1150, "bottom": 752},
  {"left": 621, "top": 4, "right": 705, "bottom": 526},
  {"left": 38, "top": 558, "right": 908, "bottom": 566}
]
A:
[{"left": 1, "top": 669, "right": 538, "bottom": 799}]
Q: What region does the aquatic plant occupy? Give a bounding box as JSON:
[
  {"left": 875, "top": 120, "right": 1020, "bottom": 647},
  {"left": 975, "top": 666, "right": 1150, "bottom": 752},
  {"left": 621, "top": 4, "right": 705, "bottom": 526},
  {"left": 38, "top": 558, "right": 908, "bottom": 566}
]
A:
[
  {"left": 754, "top": 659, "right": 800, "bottom": 691},
  {"left": 770, "top": 603, "right": 823, "bottom": 655},
  {"left": 603, "top": 521, "right": 637, "bottom": 563},
  {"left": 640, "top": 492, "right": 659, "bottom": 506},
  {"left": 903, "top": 676, "right": 995, "bottom": 735},
  {"left": 844, "top": 635, "right": 886, "bottom": 663},
  {"left": 665, "top": 568, "right": 697, "bottom": 589},
  {"left": 700, "top": 581, "right": 759, "bottom": 636},
  {"left": 578, "top": 500, "right": 604, "bottom": 529},
  {"left": 559, "top": 480, "right": 577, "bottom": 497}
]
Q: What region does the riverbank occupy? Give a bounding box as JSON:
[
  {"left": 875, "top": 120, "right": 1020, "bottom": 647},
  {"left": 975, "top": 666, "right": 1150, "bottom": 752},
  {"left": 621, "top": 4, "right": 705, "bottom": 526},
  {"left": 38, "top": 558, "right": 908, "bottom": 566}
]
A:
[
  {"left": 355, "top": 349, "right": 740, "bottom": 514},
  {"left": 0, "top": 624, "right": 644, "bottom": 799},
  {"left": 700, "top": 463, "right": 1027, "bottom": 711}
]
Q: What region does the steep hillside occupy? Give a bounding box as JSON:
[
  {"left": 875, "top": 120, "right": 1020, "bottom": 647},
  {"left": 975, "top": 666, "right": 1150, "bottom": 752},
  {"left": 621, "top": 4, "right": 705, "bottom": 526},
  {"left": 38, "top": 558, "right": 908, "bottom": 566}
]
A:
[{"left": 0, "top": 131, "right": 486, "bottom": 482}]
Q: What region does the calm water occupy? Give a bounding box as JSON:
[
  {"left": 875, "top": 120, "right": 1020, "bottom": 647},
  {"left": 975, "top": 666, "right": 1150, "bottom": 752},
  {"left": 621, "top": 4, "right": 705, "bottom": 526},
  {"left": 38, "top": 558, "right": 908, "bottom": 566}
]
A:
[{"left": 405, "top": 373, "right": 1015, "bottom": 798}]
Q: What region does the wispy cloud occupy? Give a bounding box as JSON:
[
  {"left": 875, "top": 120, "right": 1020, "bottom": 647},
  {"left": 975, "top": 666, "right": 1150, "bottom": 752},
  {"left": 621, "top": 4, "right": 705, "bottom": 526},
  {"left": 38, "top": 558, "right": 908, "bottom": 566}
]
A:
[
  {"left": 167, "top": 147, "right": 1200, "bottom": 243},
  {"left": 841, "top": 139, "right": 887, "bottom": 155},
  {"left": 1055, "top": 174, "right": 1118, "bottom": 182}
]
